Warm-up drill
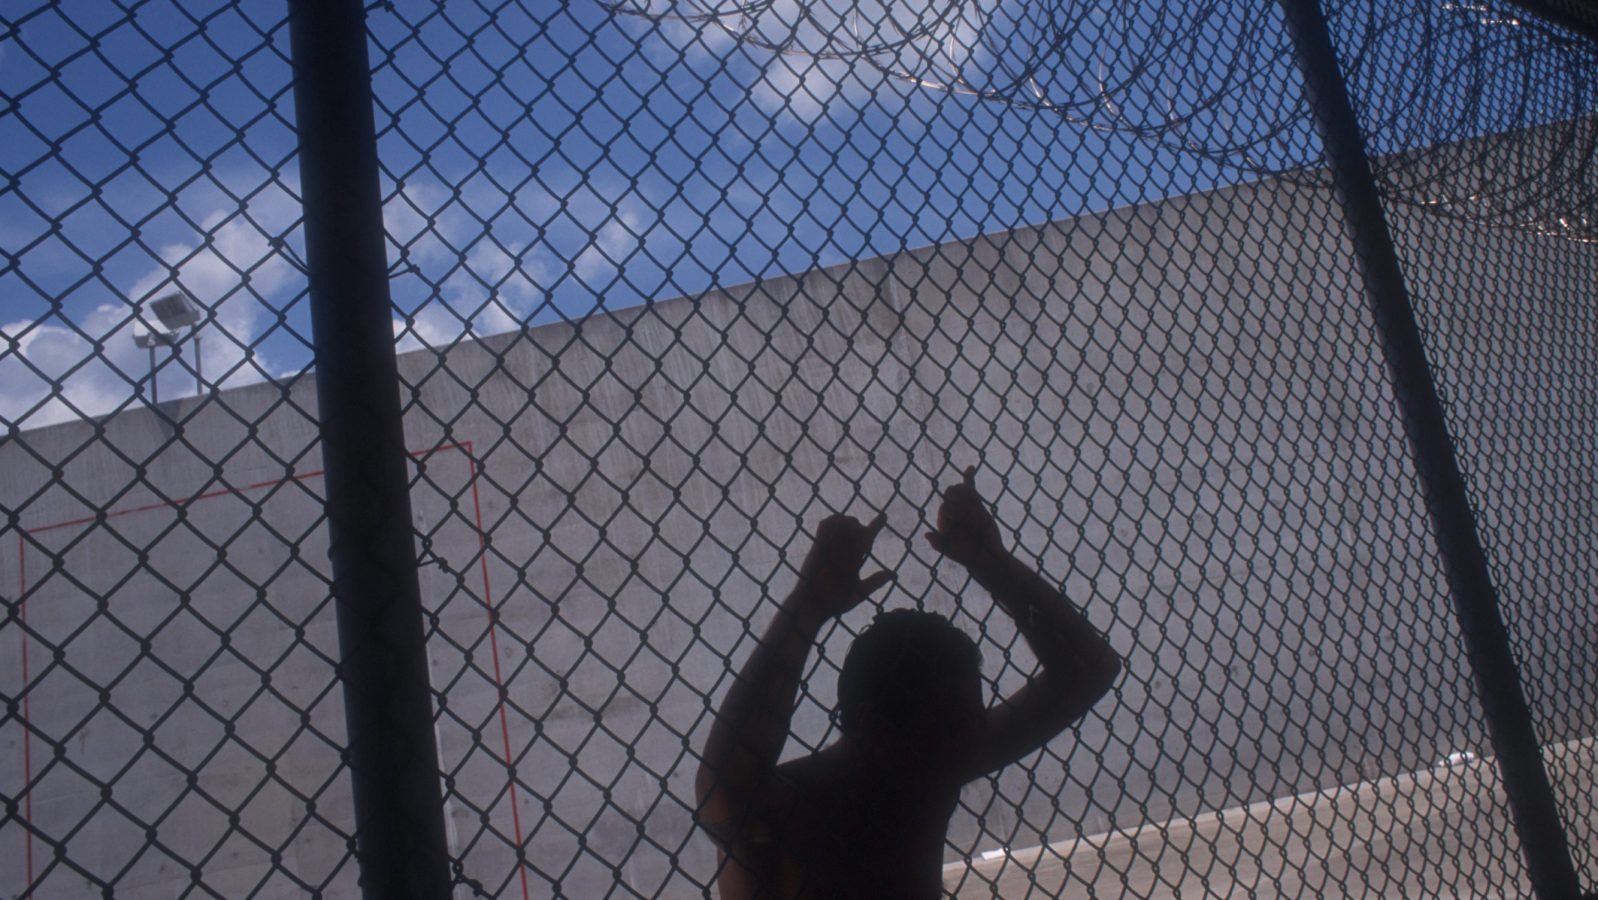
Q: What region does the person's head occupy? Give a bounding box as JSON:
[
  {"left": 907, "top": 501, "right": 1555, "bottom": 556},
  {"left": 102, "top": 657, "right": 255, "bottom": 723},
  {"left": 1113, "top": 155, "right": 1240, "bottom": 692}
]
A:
[{"left": 836, "top": 609, "right": 984, "bottom": 771}]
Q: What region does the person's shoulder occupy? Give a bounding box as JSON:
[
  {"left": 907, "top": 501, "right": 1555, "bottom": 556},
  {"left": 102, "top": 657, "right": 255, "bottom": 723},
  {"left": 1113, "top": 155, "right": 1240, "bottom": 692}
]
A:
[
  {"left": 773, "top": 750, "right": 828, "bottom": 789},
  {"left": 713, "top": 752, "right": 833, "bottom": 856},
  {"left": 773, "top": 746, "right": 869, "bottom": 812}
]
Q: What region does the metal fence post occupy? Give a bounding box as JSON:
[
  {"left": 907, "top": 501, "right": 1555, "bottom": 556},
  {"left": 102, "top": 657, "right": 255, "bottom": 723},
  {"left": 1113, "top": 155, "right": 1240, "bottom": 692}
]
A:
[
  {"left": 286, "top": 2, "right": 455, "bottom": 898},
  {"left": 1276, "top": 1, "right": 1586, "bottom": 897}
]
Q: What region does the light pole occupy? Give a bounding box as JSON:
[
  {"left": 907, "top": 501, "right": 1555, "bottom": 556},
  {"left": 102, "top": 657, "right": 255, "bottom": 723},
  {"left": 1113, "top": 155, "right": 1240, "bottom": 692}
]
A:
[{"left": 134, "top": 291, "right": 203, "bottom": 405}]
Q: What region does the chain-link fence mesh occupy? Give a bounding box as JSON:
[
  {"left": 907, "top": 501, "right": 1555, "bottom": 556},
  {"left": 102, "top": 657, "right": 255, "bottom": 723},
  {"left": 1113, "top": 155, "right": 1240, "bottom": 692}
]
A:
[
  {"left": 3, "top": 0, "right": 1595, "bottom": 897},
  {"left": 1331, "top": 1, "right": 1598, "bottom": 887},
  {"left": 1, "top": 3, "right": 357, "bottom": 897}
]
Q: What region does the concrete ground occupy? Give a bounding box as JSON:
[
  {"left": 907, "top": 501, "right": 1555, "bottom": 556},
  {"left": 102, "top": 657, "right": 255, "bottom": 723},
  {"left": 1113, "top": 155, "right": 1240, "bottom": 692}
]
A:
[{"left": 943, "top": 739, "right": 1596, "bottom": 899}]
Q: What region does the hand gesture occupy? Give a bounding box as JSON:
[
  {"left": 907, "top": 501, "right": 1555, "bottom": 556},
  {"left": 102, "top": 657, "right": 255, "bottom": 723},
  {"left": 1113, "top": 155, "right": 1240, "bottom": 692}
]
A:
[
  {"left": 925, "top": 466, "right": 1007, "bottom": 573},
  {"left": 796, "top": 512, "right": 895, "bottom": 621}
]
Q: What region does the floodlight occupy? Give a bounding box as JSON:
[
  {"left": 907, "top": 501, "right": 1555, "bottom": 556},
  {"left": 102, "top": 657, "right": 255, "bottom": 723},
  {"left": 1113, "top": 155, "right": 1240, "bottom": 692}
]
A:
[
  {"left": 133, "top": 329, "right": 178, "bottom": 349},
  {"left": 149, "top": 292, "right": 202, "bottom": 331},
  {"left": 133, "top": 292, "right": 205, "bottom": 406}
]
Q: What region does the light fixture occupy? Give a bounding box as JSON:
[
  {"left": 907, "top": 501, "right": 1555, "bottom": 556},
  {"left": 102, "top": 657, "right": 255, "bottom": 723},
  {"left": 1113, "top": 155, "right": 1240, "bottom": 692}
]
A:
[{"left": 134, "top": 291, "right": 204, "bottom": 405}]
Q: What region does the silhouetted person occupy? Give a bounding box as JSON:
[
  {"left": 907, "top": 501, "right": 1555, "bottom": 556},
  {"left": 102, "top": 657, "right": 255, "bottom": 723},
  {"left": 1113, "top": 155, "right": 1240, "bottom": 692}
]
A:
[{"left": 696, "top": 466, "right": 1123, "bottom": 898}]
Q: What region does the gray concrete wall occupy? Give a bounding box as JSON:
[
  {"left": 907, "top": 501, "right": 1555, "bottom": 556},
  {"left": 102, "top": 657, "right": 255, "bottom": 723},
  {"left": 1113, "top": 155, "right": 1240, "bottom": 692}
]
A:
[
  {"left": 3, "top": 172, "right": 1594, "bottom": 898},
  {"left": 1383, "top": 197, "right": 1598, "bottom": 885}
]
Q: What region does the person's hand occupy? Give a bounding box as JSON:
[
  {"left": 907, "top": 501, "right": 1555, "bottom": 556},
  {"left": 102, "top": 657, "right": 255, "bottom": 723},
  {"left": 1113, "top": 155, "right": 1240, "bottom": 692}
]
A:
[
  {"left": 925, "top": 466, "right": 1007, "bottom": 574},
  {"left": 795, "top": 512, "right": 895, "bottom": 621}
]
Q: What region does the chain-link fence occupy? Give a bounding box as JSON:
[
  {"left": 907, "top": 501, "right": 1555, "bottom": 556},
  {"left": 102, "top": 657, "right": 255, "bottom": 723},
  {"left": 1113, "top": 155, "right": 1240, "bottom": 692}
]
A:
[{"left": 3, "top": 0, "right": 1596, "bottom": 897}]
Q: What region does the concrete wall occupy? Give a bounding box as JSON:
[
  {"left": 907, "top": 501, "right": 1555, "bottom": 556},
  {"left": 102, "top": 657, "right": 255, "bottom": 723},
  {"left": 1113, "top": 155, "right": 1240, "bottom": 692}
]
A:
[
  {"left": 3, "top": 172, "right": 1594, "bottom": 898},
  {"left": 1383, "top": 194, "right": 1598, "bottom": 883}
]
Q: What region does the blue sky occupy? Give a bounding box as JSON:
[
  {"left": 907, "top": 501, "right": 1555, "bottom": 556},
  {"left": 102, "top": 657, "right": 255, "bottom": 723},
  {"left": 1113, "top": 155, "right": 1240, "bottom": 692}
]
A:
[{"left": 0, "top": 0, "right": 1585, "bottom": 428}]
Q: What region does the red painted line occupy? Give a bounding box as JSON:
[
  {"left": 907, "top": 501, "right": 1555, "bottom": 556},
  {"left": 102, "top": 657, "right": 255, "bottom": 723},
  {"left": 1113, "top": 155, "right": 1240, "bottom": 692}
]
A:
[
  {"left": 468, "top": 450, "right": 532, "bottom": 900},
  {"left": 13, "top": 442, "right": 528, "bottom": 897}
]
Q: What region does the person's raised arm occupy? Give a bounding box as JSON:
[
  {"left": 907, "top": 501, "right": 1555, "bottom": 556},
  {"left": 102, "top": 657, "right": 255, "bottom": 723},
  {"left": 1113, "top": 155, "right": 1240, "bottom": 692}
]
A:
[
  {"left": 925, "top": 467, "right": 1123, "bottom": 778},
  {"left": 694, "top": 513, "right": 894, "bottom": 842}
]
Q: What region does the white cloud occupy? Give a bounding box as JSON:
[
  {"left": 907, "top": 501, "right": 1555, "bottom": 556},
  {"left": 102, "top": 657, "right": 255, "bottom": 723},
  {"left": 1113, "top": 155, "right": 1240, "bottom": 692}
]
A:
[
  {"left": 2, "top": 304, "right": 149, "bottom": 428},
  {"left": 731, "top": 0, "right": 972, "bottom": 123},
  {"left": 392, "top": 302, "right": 472, "bottom": 355},
  {"left": 449, "top": 239, "right": 550, "bottom": 336},
  {"left": 384, "top": 175, "right": 563, "bottom": 344},
  {"left": 618, "top": 0, "right": 739, "bottom": 71},
  {"left": 614, "top": 0, "right": 876, "bottom": 123},
  {"left": 3, "top": 181, "right": 304, "bottom": 429},
  {"left": 126, "top": 187, "right": 301, "bottom": 394},
  {"left": 392, "top": 236, "right": 554, "bottom": 351},
  {"left": 471, "top": 300, "right": 522, "bottom": 337},
  {"left": 751, "top": 54, "right": 842, "bottom": 123},
  {"left": 552, "top": 180, "right": 664, "bottom": 307},
  {"left": 385, "top": 178, "right": 458, "bottom": 269},
  {"left": 573, "top": 209, "right": 646, "bottom": 285}
]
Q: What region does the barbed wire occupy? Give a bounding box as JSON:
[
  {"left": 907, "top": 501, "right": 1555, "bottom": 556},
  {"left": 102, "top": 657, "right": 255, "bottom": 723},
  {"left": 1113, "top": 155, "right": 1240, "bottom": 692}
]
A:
[
  {"left": 4, "top": 0, "right": 1596, "bottom": 896},
  {"left": 604, "top": 0, "right": 1598, "bottom": 239}
]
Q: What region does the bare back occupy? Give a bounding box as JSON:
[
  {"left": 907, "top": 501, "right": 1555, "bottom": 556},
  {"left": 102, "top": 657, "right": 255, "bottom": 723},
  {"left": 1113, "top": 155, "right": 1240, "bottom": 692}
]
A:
[
  {"left": 696, "top": 477, "right": 1123, "bottom": 898},
  {"left": 711, "top": 745, "right": 962, "bottom": 900}
]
